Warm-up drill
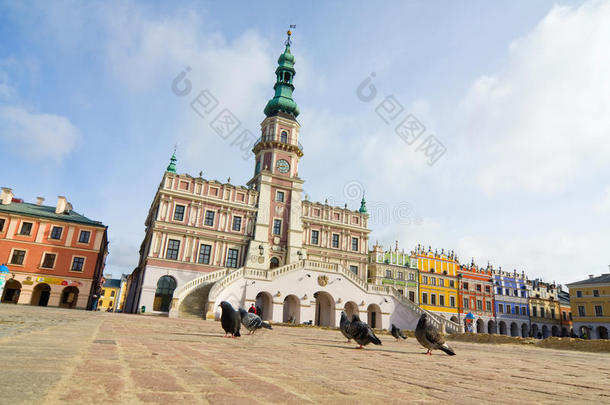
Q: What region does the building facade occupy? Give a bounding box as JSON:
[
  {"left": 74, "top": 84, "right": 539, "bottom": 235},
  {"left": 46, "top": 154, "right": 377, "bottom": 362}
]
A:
[
  {"left": 457, "top": 261, "right": 495, "bottom": 334},
  {"left": 527, "top": 279, "right": 561, "bottom": 338},
  {"left": 0, "top": 188, "right": 108, "bottom": 309},
  {"left": 98, "top": 277, "right": 121, "bottom": 311},
  {"left": 413, "top": 246, "right": 459, "bottom": 321},
  {"left": 492, "top": 268, "right": 530, "bottom": 337},
  {"left": 567, "top": 273, "right": 610, "bottom": 339},
  {"left": 557, "top": 287, "right": 573, "bottom": 337},
  {"left": 368, "top": 242, "right": 418, "bottom": 302}
]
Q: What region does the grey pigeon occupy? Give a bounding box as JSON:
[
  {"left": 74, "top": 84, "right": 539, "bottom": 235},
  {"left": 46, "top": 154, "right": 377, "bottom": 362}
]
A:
[
  {"left": 415, "top": 313, "right": 455, "bottom": 356},
  {"left": 348, "top": 314, "right": 382, "bottom": 349},
  {"left": 391, "top": 323, "right": 407, "bottom": 341},
  {"left": 340, "top": 311, "right": 352, "bottom": 342},
  {"left": 238, "top": 308, "right": 272, "bottom": 334},
  {"left": 218, "top": 301, "right": 241, "bottom": 338}
]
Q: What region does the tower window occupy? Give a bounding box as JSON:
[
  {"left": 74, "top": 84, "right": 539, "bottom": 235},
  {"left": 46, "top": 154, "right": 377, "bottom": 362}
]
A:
[
  {"left": 283, "top": 72, "right": 290, "bottom": 82},
  {"left": 280, "top": 131, "right": 288, "bottom": 143},
  {"left": 273, "top": 219, "right": 282, "bottom": 235}
]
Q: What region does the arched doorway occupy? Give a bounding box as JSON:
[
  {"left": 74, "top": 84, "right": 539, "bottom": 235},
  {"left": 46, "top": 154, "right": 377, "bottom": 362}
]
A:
[
  {"left": 153, "top": 275, "right": 176, "bottom": 312},
  {"left": 551, "top": 325, "right": 559, "bottom": 337},
  {"left": 542, "top": 325, "right": 549, "bottom": 338},
  {"left": 255, "top": 291, "right": 273, "bottom": 321},
  {"left": 532, "top": 324, "right": 540, "bottom": 338},
  {"left": 31, "top": 283, "right": 51, "bottom": 306},
  {"left": 499, "top": 321, "right": 507, "bottom": 335},
  {"left": 561, "top": 327, "right": 568, "bottom": 337},
  {"left": 510, "top": 322, "right": 518, "bottom": 336},
  {"left": 522, "top": 323, "right": 529, "bottom": 338},
  {"left": 367, "top": 304, "right": 382, "bottom": 329},
  {"left": 269, "top": 257, "right": 280, "bottom": 269},
  {"left": 344, "top": 301, "right": 359, "bottom": 319},
  {"left": 282, "top": 294, "right": 300, "bottom": 324},
  {"left": 580, "top": 326, "right": 591, "bottom": 339},
  {"left": 1, "top": 279, "right": 21, "bottom": 303},
  {"left": 59, "top": 286, "right": 79, "bottom": 309},
  {"left": 598, "top": 326, "right": 609, "bottom": 340},
  {"left": 476, "top": 319, "right": 485, "bottom": 334},
  {"left": 488, "top": 320, "right": 496, "bottom": 334},
  {"left": 314, "top": 291, "right": 335, "bottom": 327}
]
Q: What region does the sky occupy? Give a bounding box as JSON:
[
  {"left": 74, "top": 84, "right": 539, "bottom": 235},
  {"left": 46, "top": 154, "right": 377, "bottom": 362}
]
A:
[{"left": 1, "top": 0, "right": 609, "bottom": 285}]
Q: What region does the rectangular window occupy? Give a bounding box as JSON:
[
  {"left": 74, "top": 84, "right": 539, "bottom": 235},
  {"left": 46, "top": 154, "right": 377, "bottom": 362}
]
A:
[
  {"left": 476, "top": 300, "right": 482, "bottom": 310},
  {"left": 430, "top": 277, "right": 436, "bottom": 286},
  {"left": 351, "top": 237, "right": 358, "bottom": 251},
  {"left": 506, "top": 304, "right": 511, "bottom": 314},
  {"left": 595, "top": 305, "right": 603, "bottom": 317},
  {"left": 450, "top": 296, "right": 456, "bottom": 307},
  {"left": 101, "top": 289, "right": 106, "bottom": 296},
  {"left": 532, "top": 307, "right": 537, "bottom": 317},
  {"left": 463, "top": 282, "right": 469, "bottom": 290},
  {"left": 0, "top": 218, "right": 5, "bottom": 232},
  {"left": 521, "top": 291, "right": 526, "bottom": 298},
  {"left": 397, "top": 271, "right": 403, "bottom": 280},
  {"left": 576, "top": 290, "right": 582, "bottom": 298},
  {"left": 422, "top": 293, "right": 428, "bottom": 304},
  {"left": 498, "top": 303, "right": 503, "bottom": 313},
  {"left": 540, "top": 307, "right": 545, "bottom": 318},
  {"left": 173, "top": 205, "right": 185, "bottom": 221},
  {"left": 593, "top": 290, "right": 600, "bottom": 297},
  {"left": 19, "top": 222, "right": 33, "bottom": 236},
  {"left": 497, "top": 287, "right": 502, "bottom": 295},
  {"left": 439, "top": 295, "right": 445, "bottom": 306},
  {"left": 409, "top": 273, "right": 415, "bottom": 281},
  {"left": 562, "top": 311, "right": 567, "bottom": 320},
  {"left": 551, "top": 309, "right": 555, "bottom": 319},
  {"left": 463, "top": 298, "right": 469, "bottom": 309},
  {"left": 276, "top": 191, "right": 285, "bottom": 202},
  {"left": 41, "top": 253, "right": 56, "bottom": 269},
  {"left": 10, "top": 249, "right": 26, "bottom": 265},
  {"left": 514, "top": 289, "right": 519, "bottom": 296},
  {"left": 486, "top": 301, "right": 492, "bottom": 312},
  {"left": 385, "top": 270, "right": 392, "bottom": 278},
  {"left": 521, "top": 307, "right": 527, "bottom": 316},
  {"left": 71, "top": 257, "right": 85, "bottom": 271},
  {"left": 204, "top": 211, "right": 215, "bottom": 226},
  {"left": 78, "top": 230, "right": 91, "bottom": 243},
  {"left": 409, "top": 291, "right": 415, "bottom": 302},
  {"left": 431, "top": 294, "right": 436, "bottom": 305},
  {"left": 166, "top": 239, "right": 181, "bottom": 260},
  {"left": 476, "top": 284, "right": 482, "bottom": 292},
  {"left": 485, "top": 286, "right": 490, "bottom": 293},
  {"left": 578, "top": 306, "right": 585, "bottom": 317},
  {"left": 110, "top": 291, "right": 115, "bottom": 297},
  {"left": 332, "top": 234, "right": 339, "bottom": 248},
  {"left": 226, "top": 248, "right": 239, "bottom": 268},
  {"left": 198, "top": 244, "right": 212, "bottom": 264},
  {"left": 449, "top": 280, "right": 455, "bottom": 288},
  {"left": 272, "top": 219, "right": 282, "bottom": 235},
  {"left": 505, "top": 288, "right": 510, "bottom": 295},
  {"left": 232, "top": 216, "right": 242, "bottom": 231},
  {"left": 50, "top": 226, "right": 63, "bottom": 240},
  {"left": 349, "top": 265, "right": 358, "bottom": 275},
  {"left": 311, "top": 230, "right": 319, "bottom": 245}
]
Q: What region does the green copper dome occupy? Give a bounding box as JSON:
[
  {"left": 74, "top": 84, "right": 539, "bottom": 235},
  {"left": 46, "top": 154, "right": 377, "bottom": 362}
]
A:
[
  {"left": 166, "top": 152, "right": 177, "bottom": 173},
  {"left": 264, "top": 35, "right": 299, "bottom": 118},
  {"left": 359, "top": 196, "right": 368, "bottom": 214}
]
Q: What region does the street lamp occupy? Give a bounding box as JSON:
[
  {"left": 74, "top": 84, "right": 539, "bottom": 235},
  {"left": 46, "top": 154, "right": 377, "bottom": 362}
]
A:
[{"left": 258, "top": 244, "right": 264, "bottom": 256}]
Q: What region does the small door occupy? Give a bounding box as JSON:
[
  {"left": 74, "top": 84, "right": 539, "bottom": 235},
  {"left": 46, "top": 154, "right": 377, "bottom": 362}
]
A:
[{"left": 39, "top": 290, "right": 50, "bottom": 307}]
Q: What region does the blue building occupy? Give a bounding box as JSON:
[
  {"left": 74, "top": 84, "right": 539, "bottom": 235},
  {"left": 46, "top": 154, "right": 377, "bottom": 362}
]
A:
[{"left": 492, "top": 268, "right": 530, "bottom": 337}]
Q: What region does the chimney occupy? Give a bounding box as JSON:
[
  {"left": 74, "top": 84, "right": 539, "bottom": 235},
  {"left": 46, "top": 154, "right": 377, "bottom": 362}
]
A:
[
  {"left": 588, "top": 274, "right": 594, "bottom": 279},
  {"left": 55, "top": 196, "right": 67, "bottom": 214},
  {"left": 36, "top": 197, "right": 45, "bottom": 206},
  {"left": 1, "top": 188, "right": 13, "bottom": 205}
]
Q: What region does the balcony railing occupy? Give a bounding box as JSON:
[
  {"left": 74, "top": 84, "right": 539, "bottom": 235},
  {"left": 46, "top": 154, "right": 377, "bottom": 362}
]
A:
[{"left": 253, "top": 135, "right": 303, "bottom": 152}]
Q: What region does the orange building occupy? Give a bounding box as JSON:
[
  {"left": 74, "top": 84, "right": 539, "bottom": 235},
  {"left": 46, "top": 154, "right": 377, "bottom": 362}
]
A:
[{"left": 0, "top": 188, "right": 108, "bottom": 309}]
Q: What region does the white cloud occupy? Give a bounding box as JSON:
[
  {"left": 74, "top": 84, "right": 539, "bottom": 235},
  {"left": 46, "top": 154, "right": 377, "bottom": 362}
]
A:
[
  {"left": 0, "top": 106, "right": 79, "bottom": 162},
  {"left": 457, "top": 1, "right": 610, "bottom": 194}
]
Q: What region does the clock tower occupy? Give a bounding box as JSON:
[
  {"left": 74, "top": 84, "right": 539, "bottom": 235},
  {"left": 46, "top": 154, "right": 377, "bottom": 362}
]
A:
[{"left": 248, "top": 30, "right": 304, "bottom": 270}]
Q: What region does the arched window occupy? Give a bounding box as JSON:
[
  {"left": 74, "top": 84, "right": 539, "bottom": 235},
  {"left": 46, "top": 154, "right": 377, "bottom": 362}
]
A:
[
  {"left": 280, "top": 131, "right": 288, "bottom": 143},
  {"left": 283, "top": 72, "right": 290, "bottom": 83},
  {"left": 153, "top": 275, "right": 177, "bottom": 312},
  {"left": 270, "top": 257, "right": 280, "bottom": 269}
]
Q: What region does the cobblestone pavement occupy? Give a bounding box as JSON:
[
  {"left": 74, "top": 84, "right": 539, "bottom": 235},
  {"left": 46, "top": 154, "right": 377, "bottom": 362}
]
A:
[{"left": 1, "top": 305, "right": 609, "bottom": 404}]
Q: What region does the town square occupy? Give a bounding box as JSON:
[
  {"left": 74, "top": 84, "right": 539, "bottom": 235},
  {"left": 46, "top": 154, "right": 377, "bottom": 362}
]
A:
[{"left": 1, "top": 1, "right": 610, "bottom": 404}]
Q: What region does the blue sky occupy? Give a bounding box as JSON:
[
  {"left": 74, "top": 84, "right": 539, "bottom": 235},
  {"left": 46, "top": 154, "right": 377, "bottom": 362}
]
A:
[{"left": 2, "top": 0, "right": 609, "bottom": 285}]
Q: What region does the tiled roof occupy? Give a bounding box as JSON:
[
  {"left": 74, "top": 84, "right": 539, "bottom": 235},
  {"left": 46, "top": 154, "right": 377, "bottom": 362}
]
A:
[
  {"left": 103, "top": 279, "right": 121, "bottom": 288},
  {"left": 568, "top": 273, "right": 610, "bottom": 286},
  {"left": 0, "top": 202, "right": 105, "bottom": 227}
]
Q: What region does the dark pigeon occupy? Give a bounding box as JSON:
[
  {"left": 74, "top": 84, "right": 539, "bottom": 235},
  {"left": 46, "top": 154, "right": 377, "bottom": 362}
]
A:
[
  {"left": 391, "top": 323, "right": 407, "bottom": 341},
  {"left": 340, "top": 311, "right": 352, "bottom": 343},
  {"left": 218, "top": 301, "right": 241, "bottom": 338},
  {"left": 415, "top": 313, "right": 455, "bottom": 356},
  {"left": 348, "top": 314, "right": 382, "bottom": 349},
  {"left": 238, "top": 308, "right": 272, "bottom": 334}
]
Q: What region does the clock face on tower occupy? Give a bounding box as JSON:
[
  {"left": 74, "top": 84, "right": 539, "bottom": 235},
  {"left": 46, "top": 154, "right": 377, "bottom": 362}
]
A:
[{"left": 276, "top": 159, "right": 290, "bottom": 174}]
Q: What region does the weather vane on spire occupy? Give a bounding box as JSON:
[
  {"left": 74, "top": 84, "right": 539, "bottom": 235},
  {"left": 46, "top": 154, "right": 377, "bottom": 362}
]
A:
[{"left": 286, "top": 25, "right": 296, "bottom": 46}]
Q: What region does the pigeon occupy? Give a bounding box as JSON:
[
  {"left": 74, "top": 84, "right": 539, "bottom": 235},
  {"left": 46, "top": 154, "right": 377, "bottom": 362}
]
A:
[
  {"left": 339, "top": 311, "right": 352, "bottom": 343},
  {"left": 415, "top": 313, "right": 455, "bottom": 356},
  {"left": 348, "top": 314, "right": 382, "bottom": 349},
  {"left": 238, "top": 308, "right": 272, "bottom": 334},
  {"left": 391, "top": 323, "right": 407, "bottom": 341},
  {"left": 218, "top": 301, "right": 241, "bottom": 338}
]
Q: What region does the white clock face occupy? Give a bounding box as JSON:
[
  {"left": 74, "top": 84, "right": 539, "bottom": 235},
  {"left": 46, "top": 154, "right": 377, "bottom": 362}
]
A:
[{"left": 276, "top": 159, "right": 290, "bottom": 174}]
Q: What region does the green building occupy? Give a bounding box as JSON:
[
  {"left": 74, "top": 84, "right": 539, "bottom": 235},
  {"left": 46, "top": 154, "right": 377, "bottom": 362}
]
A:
[{"left": 368, "top": 242, "right": 418, "bottom": 303}]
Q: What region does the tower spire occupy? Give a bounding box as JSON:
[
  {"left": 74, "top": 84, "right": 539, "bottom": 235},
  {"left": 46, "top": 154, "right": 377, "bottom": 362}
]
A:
[
  {"left": 166, "top": 147, "right": 177, "bottom": 173},
  {"left": 264, "top": 29, "right": 300, "bottom": 118}
]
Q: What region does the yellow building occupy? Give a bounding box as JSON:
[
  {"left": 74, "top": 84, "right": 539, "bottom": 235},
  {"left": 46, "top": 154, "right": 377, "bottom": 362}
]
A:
[
  {"left": 527, "top": 279, "right": 561, "bottom": 338},
  {"left": 97, "top": 278, "right": 120, "bottom": 311},
  {"left": 567, "top": 273, "right": 610, "bottom": 339},
  {"left": 414, "top": 245, "right": 458, "bottom": 321}
]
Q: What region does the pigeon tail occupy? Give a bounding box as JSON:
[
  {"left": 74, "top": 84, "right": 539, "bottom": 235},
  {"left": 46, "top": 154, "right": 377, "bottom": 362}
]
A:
[
  {"left": 261, "top": 322, "right": 272, "bottom": 330},
  {"left": 439, "top": 344, "right": 455, "bottom": 355}
]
